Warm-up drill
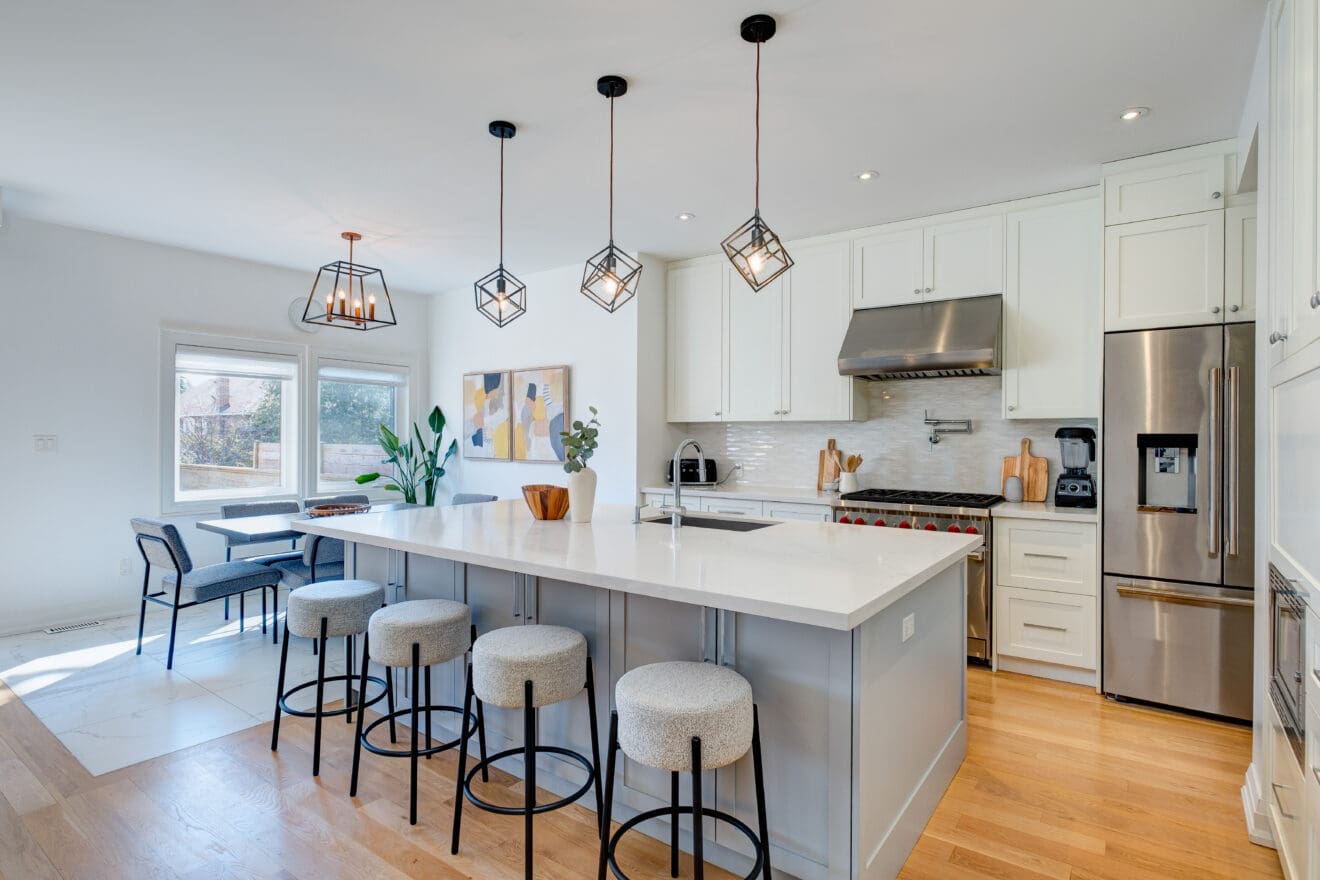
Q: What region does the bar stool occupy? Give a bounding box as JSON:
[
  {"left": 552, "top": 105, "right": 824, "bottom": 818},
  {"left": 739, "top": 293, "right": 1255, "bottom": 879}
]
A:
[
  {"left": 597, "top": 661, "right": 771, "bottom": 880},
  {"left": 271, "top": 579, "right": 387, "bottom": 777},
  {"left": 349, "top": 599, "right": 489, "bottom": 826},
  {"left": 451, "top": 624, "right": 604, "bottom": 880}
]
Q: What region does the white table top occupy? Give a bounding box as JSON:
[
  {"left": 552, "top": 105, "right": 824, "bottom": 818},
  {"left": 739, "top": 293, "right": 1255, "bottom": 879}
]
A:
[
  {"left": 294, "top": 501, "right": 981, "bottom": 631},
  {"left": 196, "top": 502, "right": 412, "bottom": 542}
]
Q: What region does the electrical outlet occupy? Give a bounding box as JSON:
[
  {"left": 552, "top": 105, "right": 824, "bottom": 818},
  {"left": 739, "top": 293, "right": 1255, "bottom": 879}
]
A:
[
  {"left": 119, "top": 558, "right": 132, "bottom": 576},
  {"left": 902, "top": 613, "right": 916, "bottom": 642},
  {"left": 33, "top": 434, "right": 57, "bottom": 453}
]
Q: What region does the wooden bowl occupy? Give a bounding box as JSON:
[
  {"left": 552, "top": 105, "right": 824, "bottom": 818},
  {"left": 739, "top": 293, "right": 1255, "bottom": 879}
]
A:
[
  {"left": 522, "top": 484, "right": 569, "bottom": 521},
  {"left": 307, "top": 503, "right": 370, "bottom": 517}
]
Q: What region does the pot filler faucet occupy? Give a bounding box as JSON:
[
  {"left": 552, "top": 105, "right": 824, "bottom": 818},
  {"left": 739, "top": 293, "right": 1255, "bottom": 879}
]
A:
[{"left": 661, "top": 438, "right": 706, "bottom": 528}]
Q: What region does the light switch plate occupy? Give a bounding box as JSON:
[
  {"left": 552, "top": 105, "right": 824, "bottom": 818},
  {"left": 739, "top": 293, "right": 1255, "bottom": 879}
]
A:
[
  {"left": 33, "top": 434, "right": 57, "bottom": 453},
  {"left": 902, "top": 613, "right": 916, "bottom": 642}
]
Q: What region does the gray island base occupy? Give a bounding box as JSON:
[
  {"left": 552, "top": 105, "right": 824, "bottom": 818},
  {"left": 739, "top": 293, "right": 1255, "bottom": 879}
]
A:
[{"left": 297, "top": 501, "right": 976, "bottom": 880}]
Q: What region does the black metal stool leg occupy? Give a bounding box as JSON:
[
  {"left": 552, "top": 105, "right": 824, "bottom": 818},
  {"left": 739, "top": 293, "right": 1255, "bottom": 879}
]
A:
[
  {"left": 271, "top": 620, "right": 292, "bottom": 751},
  {"left": 350, "top": 633, "right": 372, "bottom": 797},
  {"left": 424, "top": 663, "right": 433, "bottom": 758},
  {"left": 312, "top": 618, "right": 328, "bottom": 777},
  {"left": 692, "top": 737, "right": 704, "bottom": 880},
  {"left": 752, "top": 705, "right": 771, "bottom": 879},
  {"left": 409, "top": 643, "right": 421, "bottom": 826},
  {"left": 385, "top": 666, "right": 398, "bottom": 744},
  {"left": 585, "top": 657, "right": 603, "bottom": 821},
  {"left": 597, "top": 711, "right": 619, "bottom": 880},
  {"left": 450, "top": 662, "right": 475, "bottom": 855},
  {"left": 670, "top": 771, "right": 681, "bottom": 877},
  {"left": 475, "top": 693, "right": 489, "bottom": 783},
  {"left": 523, "top": 679, "right": 535, "bottom": 880}
]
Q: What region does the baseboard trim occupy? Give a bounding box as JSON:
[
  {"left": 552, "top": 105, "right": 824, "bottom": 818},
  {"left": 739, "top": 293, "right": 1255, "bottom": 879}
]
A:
[
  {"left": 1241, "top": 762, "right": 1276, "bottom": 848},
  {"left": 996, "top": 655, "right": 1097, "bottom": 687}
]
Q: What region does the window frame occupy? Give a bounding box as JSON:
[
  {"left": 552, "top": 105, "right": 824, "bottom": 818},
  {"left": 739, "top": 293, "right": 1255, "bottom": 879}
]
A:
[{"left": 310, "top": 354, "right": 413, "bottom": 498}]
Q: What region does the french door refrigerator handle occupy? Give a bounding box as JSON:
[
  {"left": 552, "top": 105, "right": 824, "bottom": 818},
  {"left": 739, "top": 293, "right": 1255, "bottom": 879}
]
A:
[
  {"left": 1207, "top": 366, "right": 1222, "bottom": 558},
  {"left": 1227, "top": 365, "right": 1241, "bottom": 557}
]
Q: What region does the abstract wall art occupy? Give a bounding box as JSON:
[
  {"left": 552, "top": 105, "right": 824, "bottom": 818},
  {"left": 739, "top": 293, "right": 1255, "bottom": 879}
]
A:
[
  {"left": 461, "top": 370, "right": 511, "bottom": 460},
  {"left": 511, "top": 366, "right": 569, "bottom": 463}
]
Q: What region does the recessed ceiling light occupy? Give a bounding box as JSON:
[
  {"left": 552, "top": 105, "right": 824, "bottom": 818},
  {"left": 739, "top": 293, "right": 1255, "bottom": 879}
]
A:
[
  {"left": 856, "top": 170, "right": 878, "bottom": 181},
  {"left": 1120, "top": 107, "right": 1149, "bottom": 122},
  {"left": 676, "top": 212, "right": 695, "bottom": 221}
]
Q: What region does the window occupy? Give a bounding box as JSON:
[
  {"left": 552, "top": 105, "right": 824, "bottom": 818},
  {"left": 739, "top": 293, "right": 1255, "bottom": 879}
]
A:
[
  {"left": 315, "top": 360, "right": 408, "bottom": 493},
  {"left": 172, "top": 346, "right": 299, "bottom": 504}
]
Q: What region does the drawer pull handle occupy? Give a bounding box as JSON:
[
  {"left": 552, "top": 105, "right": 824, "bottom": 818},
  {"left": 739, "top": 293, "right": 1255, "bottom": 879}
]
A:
[
  {"left": 1023, "top": 622, "right": 1068, "bottom": 632},
  {"left": 1023, "top": 552, "right": 1070, "bottom": 560},
  {"left": 1115, "top": 583, "right": 1253, "bottom": 608},
  {"left": 710, "top": 509, "right": 747, "bottom": 516}
]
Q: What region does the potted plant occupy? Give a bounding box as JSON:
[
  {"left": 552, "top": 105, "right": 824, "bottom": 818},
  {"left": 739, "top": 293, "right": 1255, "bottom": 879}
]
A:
[
  {"left": 356, "top": 405, "right": 458, "bottom": 505},
  {"left": 561, "top": 406, "right": 600, "bottom": 523}
]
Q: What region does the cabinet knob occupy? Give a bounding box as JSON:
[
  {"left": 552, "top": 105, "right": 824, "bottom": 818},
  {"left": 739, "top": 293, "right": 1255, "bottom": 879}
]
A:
[
  {"left": 1212, "top": 191, "right": 1223, "bottom": 200},
  {"left": 1270, "top": 331, "right": 1288, "bottom": 344},
  {"left": 1007, "top": 405, "right": 1016, "bottom": 412},
  {"left": 714, "top": 411, "right": 722, "bottom": 417},
  {"left": 1311, "top": 292, "right": 1320, "bottom": 309},
  {"left": 924, "top": 287, "right": 932, "bottom": 294},
  {"left": 913, "top": 288, "right": 921, "bottom": 295},
  {"left": 1211, "top": 306, "right": 1221, "bottom": 314},
  {"left": 1229, "top": 304, "right": 1240, "bottom": 312}
]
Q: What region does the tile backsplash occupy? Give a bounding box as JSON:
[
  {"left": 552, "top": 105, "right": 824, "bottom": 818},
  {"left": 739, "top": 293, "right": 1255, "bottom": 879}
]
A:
[{"left": 677, "top": 376, "right": 1096, "bottom": 494}]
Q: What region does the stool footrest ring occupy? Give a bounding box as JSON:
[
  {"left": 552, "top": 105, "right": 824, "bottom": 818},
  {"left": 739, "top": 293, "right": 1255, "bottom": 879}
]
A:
[
  {"left": 605, "top": 805, "right": 764, "bottom": 880},
  {"left": 462, "top": 745, "right": 597, "bottom": 816},
  {"left": 360, "top": 705, "right": 479, "bottom": 758},
  {"left": 279, "top": 674, "right": 387, "bottom": 719}
]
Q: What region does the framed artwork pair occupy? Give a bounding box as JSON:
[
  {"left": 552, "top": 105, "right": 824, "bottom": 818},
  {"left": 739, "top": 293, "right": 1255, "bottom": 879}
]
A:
[{"left": 461, "top": 366, "right": 569, "bottom": 463}]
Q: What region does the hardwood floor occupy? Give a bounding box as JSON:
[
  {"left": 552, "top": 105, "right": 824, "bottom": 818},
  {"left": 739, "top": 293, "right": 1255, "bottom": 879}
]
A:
[{"left": 0, "top": 667, "right": 1279, "bottom": 880}]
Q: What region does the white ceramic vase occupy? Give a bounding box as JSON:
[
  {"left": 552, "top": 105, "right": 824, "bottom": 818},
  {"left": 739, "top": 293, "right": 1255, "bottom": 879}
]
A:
[{"left": 567, "top": 466, "right": 598, "bottom": 523}]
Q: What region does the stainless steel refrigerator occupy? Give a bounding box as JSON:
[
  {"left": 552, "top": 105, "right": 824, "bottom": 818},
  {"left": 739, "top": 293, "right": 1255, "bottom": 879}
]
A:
[{"left": 1102, "top": 324, "right": 1255, "bottom": 720}]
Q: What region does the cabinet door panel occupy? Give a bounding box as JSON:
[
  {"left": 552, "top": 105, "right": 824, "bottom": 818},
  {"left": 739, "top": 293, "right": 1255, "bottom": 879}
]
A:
[
  {"left": 924, "top": 214, "right": 1004, "bottom": 300},
  {"left": 668, "top": 263, "right": 725, "bottom": 422},
  {"left": 726, "top": 274, "right": 783, "bottom": 421},
  {"left": 1294, "top": 0, "right": 1320, "bottom": 357},
  {"left": 995, "top": 586, "right": 1096, "bottom": 669},
  {"left": 1104, "top": 156, "right": 1229, "bottom": 224},
  {"left": 1003, "top": 198, "right": 1101, "bottom": 419},
  {"left": 1224, "top": 203, "right": 1258, "bottom": 323},
  {"left": 852, "top": 228, "right": 923, "bottom": 309},
  {"left": 464, "top": 566, "right": 525, "bottom": 749},
  {"left": 1270, "top": 0, "right": 1297, "bottom": 366},
  {"left": 1103, "top": 211, "right": 1226, "bottom": 331},
  {"left": 783, "top": 240, "right": 854, "bottom": 421}
]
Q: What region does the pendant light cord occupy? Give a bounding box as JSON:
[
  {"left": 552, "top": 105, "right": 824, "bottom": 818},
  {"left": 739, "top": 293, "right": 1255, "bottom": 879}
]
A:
[
  {"left": 609, "top": 94, "right": 615, "bottom": 242},
  {"left": 498, "top": 135, "right": 505, "bottom": 266},
  {"left": 754, "top": 40, "right": 761, "bottom": 213}
]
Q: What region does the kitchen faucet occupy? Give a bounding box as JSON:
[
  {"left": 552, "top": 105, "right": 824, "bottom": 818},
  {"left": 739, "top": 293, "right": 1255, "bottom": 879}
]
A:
[{"left": 661, "top": 438, "right": 706, "bottom": 528}]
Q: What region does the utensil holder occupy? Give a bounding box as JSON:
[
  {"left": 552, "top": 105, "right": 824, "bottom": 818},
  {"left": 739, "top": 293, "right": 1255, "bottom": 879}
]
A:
[{"left": 838, "top": 472, "right": 859, "bottom": 494}]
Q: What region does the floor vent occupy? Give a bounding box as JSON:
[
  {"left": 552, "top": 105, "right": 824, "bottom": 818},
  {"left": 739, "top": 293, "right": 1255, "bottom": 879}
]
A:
[{"left": 44, "top": 620, "right": 103, "bottom": 635}]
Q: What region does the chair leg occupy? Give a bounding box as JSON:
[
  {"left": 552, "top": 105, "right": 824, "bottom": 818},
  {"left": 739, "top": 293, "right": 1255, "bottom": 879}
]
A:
[
  {"left": 597, "top": 711, "right": 619, "bottom": 880},
  {"left": 670, "top": 771, "right": 681, "bottom": 877},
  {"left": 692, "top": 736, "right": 704, "bottom": 880},
  {"left": 261, "top": 589, "right": 268, "bottom": 635},
  {"left": 752, "top": 705, "right": 771, "bottom": 879},
  {"left": 312, "top": 618, "right": 328, "bottom": 777},
  {"left": 424, "top": 662, "right": 433, "bottom": 758},
  {"left": 450, "top": 663, "right": 475, "bottom": 855},
  {"left": 271, "top": 621, "right": 292, "bottom": 751},
  {"left": 409, "top": 643, "right": 420, "bottom": 826},
  {"left": 272, "top": 587, "right": 279, "bottom": 645},
  {"left": 350, "top": 633, "right": 372, "bottom": 797},
  {"left": 585, "top": 656, "right": 603, "bottom": 820},
  {"left": 224, "top": 548, "right": 231, "bottom": 619},
  {"left": 224, "top": 596, "right": 230, "bottom": 620},
  {"left": 135, "top": 577, "right": 148, "bottom": 657},
  {"left": 165, "top": 601, "right": 181, "bottom": 670},
  {"left": 523, "top": 679, "right": 535, "bottom": 880},
  {"left": 239, "top": 592, "right": 245, "bottom": 633}
]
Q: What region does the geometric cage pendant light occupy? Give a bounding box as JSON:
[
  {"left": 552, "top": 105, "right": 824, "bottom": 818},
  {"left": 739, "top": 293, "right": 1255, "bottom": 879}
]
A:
[
  {"left": 721, "top": 13, "right": 794, "bottom": 292},
  {"left": 301, "top": 231, "right": 398, "bottom": 330},
  {"left": 581, "top": 74, "right": 642, "bottom": 313},
  {"left": 474, "top": 120, "right": 528, "bottom": 328}
]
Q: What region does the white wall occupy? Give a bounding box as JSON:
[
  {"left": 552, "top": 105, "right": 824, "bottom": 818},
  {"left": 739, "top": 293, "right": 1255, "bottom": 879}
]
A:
[
  {"left": 0, "top": 217, "right": 431, "bottom": 635},
  {"left": 430, "top": 255, "right": 673, "bottom": 504}
]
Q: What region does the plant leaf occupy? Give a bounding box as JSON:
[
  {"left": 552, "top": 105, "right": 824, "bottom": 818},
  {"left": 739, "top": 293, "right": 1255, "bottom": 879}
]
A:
[{"left": 355, "top": 473, "right": 380, "bottom": 484}]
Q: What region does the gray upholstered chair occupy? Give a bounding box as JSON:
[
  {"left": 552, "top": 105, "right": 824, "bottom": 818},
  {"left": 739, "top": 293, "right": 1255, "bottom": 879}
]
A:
[
  {"left": 452, "top": 493, "right": 498, "bottom": 505},
  {"left": 130, "top": 517, "right": 282, "bottom": 669},
  {"left": 218, "top": 500, "right": 301, "bottom": 626},
  {"left": 269, "top": 494, "right": 371, "bottom": 588}
]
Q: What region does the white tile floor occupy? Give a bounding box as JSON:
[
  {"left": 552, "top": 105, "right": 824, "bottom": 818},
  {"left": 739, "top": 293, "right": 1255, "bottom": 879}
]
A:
[{"left": 0, "top": 589, "right": 356, "bottom": 775}]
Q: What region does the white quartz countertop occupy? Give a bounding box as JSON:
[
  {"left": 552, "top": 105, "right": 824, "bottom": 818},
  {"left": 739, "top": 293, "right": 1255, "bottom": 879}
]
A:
[
  {"left": 296, "top": 501, "right": 981, "bottom": 631},
  {"left": 991, "top": 501, "right": 1098, "bottom": 523},
  {"left": 641, "top": 484, "right": 839, "bottom": 505}
]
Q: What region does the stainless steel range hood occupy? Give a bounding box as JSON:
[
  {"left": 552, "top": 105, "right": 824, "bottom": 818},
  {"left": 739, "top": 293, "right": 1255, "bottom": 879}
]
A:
[{"left": 837, "top": 294, "right": 1003, "bottom": 380}]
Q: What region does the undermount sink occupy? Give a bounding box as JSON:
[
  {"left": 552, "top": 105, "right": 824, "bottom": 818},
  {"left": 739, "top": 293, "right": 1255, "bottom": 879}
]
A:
[{"left": 642, "top": 515, "right": 778, "bottom": 532}]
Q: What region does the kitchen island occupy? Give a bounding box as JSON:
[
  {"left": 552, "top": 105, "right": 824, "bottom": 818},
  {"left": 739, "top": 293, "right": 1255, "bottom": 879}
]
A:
[{"left": 297, "top": 501, "right": 979, "bottom": 880}]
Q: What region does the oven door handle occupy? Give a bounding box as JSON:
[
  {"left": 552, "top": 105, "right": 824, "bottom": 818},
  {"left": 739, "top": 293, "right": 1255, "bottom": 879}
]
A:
[{"left": 1116, "top": 583, "right": 1253, "bottom": 608}]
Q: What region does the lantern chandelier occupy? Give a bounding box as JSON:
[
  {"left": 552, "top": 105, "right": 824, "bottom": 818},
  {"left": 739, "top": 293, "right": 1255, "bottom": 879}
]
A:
[{"left": 301, "top": 231, "right": 397, "bottom": 330}]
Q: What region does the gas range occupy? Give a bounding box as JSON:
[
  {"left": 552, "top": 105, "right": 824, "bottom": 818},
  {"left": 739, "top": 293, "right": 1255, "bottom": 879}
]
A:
[{"left": 833, "top": 488, "right": 1003, "bottom": 522}]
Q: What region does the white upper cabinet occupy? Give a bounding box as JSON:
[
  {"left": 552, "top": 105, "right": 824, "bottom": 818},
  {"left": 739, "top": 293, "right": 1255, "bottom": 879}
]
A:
[
  {"left": 667, "top": 262, "right": 726, "bottom": 422},
  {"left": 851, "top": 228, "right": 923, "bottom": 309},
  {"left": 924, "top": 214, "right": 1005, "bottom": 300},
  {"left": 782, "top": 240, "right": 860, "bottom": 422},
  {"left": 1269, "top": 0, "right": 1297, "bottom": 365},
  {"left": 1104, "top": 210, "right": 1227, "bottom": 331},
  {"left": 1225, "top": 202, "right": 1258, "bottom": 323},
  {"left": 725, "top": 272, "right": 784, "bottom": 421},
  {"left": 1292, "top": 0, "right": 1320, "bottom": 358},
  {"left": 1104, "top": 154, "right": 1230, "bottom": 225},
  {"left": 1003, "top": 195, "right": 1101, "bottom": 419}
]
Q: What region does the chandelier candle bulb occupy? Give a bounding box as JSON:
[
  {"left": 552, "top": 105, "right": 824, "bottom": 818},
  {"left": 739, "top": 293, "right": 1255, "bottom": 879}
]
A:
[
  {"left": 325, "top": 293, "right": 333, "bottom": 320},
  {"left": 368, "top": 294, "right": 376, "bottom": 320}
]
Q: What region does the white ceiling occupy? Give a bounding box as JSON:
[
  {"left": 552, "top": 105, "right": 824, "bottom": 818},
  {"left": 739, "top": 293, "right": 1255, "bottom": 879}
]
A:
[{"left": 1, "top": 0, "right": 1264, "bottom": 293}]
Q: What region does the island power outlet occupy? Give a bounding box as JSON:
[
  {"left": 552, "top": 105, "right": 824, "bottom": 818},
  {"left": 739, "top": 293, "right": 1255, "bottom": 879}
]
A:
[{"left": 902, "top": 613, "right": 916, "bottom": 642}]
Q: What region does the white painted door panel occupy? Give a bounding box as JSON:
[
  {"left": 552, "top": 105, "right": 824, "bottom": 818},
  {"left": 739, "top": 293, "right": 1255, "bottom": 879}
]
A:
[
  {"left": 994, "top": 519, "right": 1097, "bottom": 597},
  {"left": 1104, "top": 211, "right": 1226, "bottom": 331},
  {"left": 783, "top": 240, "right": 853, "bottom": 421},
  {"left": 851, "top": 228, "right": 923, "bottom": 309},
  {"left": 697, "top": 496, "right": 764, "bottom": 517},
  {"left": 995, "top": 586, "right": 1096, "bottom": 669},
  {"left": 725, "top": 274, "right": 784, "bottom": 421},
  {"left": 763, "top": 501, "right": 832, "bottom": 522},
  {"left": 667, "top": 263, "right": 726, "bottom": 422},
  {"left": 1103, "top": 155, "right": 1229, "bottom": 224},
  {"left": 923, "top": 214, "right": 1004, "bottom": 300},
  {"left": 1224, "top": 203, "right": 1258, "bottom": 323}
]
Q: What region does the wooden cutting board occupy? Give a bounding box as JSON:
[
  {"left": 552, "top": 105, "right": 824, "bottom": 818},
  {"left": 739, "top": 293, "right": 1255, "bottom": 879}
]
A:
[
  {"left": 817, "top": 439, "right": 843, "bottom": 490},
  {"left": 1001, "top": 438, "right": 1049, "bottom": 502}
]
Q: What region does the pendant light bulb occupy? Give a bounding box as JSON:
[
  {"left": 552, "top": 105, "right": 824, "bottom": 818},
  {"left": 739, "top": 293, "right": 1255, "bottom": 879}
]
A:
[{"left": 581, "top": 75, "right": 643, "bottom": 312}]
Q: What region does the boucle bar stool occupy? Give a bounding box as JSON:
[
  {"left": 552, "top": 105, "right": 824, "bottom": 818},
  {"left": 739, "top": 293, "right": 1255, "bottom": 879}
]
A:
[
  {"left": 271, "top": 579, "right": 388, "bottom": 777},
  {"left": 597, "top": 661, "right": 771, "bottom": 880},
  {"left": 451, "top": 624, "right": 604, "bottom": 880},
  {"left": 349, "top": 599, "right": 489, "bottom": 826}
]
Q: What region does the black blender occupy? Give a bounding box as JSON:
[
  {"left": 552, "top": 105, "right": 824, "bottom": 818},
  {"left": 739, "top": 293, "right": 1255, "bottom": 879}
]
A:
[{"left": 1053, "top": 427, "right": 1096, "bottom": 508}]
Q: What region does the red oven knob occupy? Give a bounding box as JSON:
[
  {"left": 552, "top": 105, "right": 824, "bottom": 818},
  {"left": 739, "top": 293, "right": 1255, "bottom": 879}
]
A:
[
  {"left": 873, "top": 519, "right": 886, "bottom": 527},
  {"left": 965, "top": 526, "right": 979, "bottom": 535},
  {"left": 898, "top": 521, "right": 912, "bottom": 529},
  {"left": 837, "top": 516, "right": 851, "bottom": 524},
  {"left": 947, "top": 525, "right": 962, "bottom": 533},
  {"left": 854, "top": 518, "right": 867, "bottom": 525},
  {"left": 924, "top": 523, "right": 937, "bottom": 531}
]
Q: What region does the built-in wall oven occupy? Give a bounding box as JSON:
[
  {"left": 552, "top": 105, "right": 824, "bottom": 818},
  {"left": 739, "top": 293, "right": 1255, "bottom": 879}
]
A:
[{"left": 1270, "top": 564, "right": 1307, "bottom": 764}]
